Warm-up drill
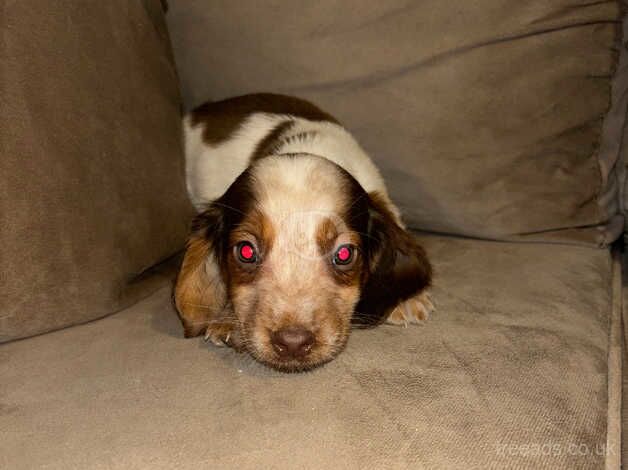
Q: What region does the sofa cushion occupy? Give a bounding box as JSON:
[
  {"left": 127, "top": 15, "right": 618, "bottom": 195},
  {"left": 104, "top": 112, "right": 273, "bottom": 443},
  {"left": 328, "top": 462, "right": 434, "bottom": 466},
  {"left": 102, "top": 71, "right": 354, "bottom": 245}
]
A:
[
  {"left": 0, "top": 235, "right": 618, "bottom": 469},
  {"left": 622, "top": 254, "right": 628, "bottom": 465},
  {"left": 166, "top": 0, "right": 623, "bottom": 245},
  {"left": 0, "top": 1, "right": 193, "bottom": 341},
  {"left": 614, "top": 11, "right": 628, "bottom": 239}
]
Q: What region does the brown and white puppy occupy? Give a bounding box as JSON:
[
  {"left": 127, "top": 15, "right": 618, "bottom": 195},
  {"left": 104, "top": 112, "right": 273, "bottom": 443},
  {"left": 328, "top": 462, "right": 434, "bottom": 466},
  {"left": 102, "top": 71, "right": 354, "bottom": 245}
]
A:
[{"left": 174, "top": 93, "right": 433, "bottom": 372}]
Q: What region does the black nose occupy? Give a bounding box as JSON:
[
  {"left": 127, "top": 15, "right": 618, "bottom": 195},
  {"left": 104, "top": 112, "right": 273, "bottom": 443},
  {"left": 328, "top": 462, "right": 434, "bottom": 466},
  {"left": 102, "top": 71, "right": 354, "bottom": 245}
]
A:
[{"left": 271, "top": 327, "right": 315, "bottom": 359}]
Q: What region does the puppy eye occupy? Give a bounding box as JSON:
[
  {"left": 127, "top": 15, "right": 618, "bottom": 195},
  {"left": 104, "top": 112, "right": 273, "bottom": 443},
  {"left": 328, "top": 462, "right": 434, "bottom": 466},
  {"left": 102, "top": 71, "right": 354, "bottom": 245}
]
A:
[
  {"left": 333, "top": 244, "right": 354, "bottom": 266},
  {"left": 236, "top": 241, "right": 257, "bottom": 263}
]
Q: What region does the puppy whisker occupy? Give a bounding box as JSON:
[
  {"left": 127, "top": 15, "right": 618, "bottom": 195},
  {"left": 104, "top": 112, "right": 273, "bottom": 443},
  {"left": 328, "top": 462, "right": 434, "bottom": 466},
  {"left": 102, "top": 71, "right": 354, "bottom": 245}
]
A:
[{"left": 179, "top": 302, "right": 225, "bottom": 310}]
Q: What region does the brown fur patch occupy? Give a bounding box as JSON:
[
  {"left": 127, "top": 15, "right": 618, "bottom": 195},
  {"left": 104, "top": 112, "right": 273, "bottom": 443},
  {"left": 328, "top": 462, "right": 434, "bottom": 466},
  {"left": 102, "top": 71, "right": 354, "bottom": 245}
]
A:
[
  {"left": 315, "top": 216, "right": 363, "bottom": 287},
  {"left": 250, "top": 121, "right": 294, "bottom": 162},
  {"left": 367, "top": 190, "right": 400, "bottom": 225},
  {"left": 315, "top": 217, "right": 338, "bottom": 256},
  {"left": 227, "top": 209, "right": 276, "bottom": 286},
  {"left": 351, "top": 190, "right": 432, "bottom": 326},
  {"left": 174, "top": 168, "right": 258, "bottom": 339},
  {"left": 174, "top": 236, "right": 226, "bottom": 338},
  {"left": 190, "top": 93, "right": 339, "bottom": 145}
]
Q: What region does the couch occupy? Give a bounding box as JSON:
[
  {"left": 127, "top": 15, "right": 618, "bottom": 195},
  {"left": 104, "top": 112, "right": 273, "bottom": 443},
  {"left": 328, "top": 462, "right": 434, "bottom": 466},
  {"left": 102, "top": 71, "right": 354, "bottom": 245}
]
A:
[{"left": 2, "top": 1, "right": 626, "bottom": 468}]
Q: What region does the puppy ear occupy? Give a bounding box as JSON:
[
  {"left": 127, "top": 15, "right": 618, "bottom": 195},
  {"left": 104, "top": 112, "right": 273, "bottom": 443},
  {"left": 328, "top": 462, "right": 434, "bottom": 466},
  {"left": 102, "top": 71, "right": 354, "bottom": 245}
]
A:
[
  {"left": 354, "top": 193, "right": 432, "bottom": 325},
  {"left": 173, "top": 205, "right": 228, "bottom": 338}
]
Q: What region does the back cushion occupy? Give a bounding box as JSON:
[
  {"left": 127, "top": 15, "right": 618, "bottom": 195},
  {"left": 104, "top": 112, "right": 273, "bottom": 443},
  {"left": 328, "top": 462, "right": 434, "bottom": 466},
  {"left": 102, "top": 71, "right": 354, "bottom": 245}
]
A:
[
  {"left": 166, "top": 0, "right": 623, "bottom": 246},
  {"left": 0, "top": 1, "right": 193, "bottom": 341}
]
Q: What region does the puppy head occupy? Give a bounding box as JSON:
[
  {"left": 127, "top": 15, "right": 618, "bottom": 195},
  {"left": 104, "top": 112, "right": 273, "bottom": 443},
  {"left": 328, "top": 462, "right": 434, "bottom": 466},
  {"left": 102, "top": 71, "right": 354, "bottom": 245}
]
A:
[{"left": 174, "top": 155, "right": 431, "bottom": 372}]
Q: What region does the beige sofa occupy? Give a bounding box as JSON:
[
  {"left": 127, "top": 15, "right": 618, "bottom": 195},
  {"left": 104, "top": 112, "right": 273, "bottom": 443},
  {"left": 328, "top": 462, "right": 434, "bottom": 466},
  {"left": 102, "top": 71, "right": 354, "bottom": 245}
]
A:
[{"left": 2, "top": 1, "right": 627, "bottom": 468}]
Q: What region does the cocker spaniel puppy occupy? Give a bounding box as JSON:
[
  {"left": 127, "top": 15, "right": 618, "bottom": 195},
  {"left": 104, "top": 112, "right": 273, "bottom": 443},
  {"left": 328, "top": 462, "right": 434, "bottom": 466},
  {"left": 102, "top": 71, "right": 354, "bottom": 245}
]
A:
[{"left": 174, "top": 93, "right": 432, "bottom": 372}]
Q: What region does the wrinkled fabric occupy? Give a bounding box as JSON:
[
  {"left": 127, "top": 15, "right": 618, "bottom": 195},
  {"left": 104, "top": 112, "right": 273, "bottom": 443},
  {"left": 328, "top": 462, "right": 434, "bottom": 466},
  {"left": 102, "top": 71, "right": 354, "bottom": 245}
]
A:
[
  {"left": 167, "top": 0, "right": 622, "bottom": 245},
  {"left": 614, "top": 7, "right": 628, "bottom": 240},
  {"left": 0, "top": 1, "right": 193, "bottom": 341},
  {"left": 0, "top": 236, "right": 614, "bottom": 469},
  {"left": 621, "top": 254, "right": 628, "bottom": 466}
]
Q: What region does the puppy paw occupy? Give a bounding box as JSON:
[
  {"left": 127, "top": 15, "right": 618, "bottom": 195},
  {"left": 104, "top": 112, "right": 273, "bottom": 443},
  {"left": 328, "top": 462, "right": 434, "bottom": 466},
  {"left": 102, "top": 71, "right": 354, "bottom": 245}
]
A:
[
  {"left": 386, "top": 291, "right": 434, "bottom": 326},
  {"left": 204, "top": 322, "right": 236, "bottom": 347}
]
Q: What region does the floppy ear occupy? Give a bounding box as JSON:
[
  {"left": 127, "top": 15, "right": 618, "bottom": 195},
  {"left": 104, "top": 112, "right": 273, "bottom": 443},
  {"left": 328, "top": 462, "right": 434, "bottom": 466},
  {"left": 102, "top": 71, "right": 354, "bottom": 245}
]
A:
[
  {"left": 173, "top": 205, "right": 228, "bottom": 338},
  {"left": 353, "top": 193, "right": 432, "bottom": 326}
]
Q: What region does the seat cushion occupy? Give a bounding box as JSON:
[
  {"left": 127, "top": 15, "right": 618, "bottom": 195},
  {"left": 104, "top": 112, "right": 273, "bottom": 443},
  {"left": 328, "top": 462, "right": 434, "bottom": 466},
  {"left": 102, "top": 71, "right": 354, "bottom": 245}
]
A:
[
  {"left": 0, "top": 236, "right": 617, "bottom": 469},
  {"left": 166, "top": 0, "right": 623, "bottom": 245},
  {"left": 0, "top": 0, "right": 193, "bottom": 341}
]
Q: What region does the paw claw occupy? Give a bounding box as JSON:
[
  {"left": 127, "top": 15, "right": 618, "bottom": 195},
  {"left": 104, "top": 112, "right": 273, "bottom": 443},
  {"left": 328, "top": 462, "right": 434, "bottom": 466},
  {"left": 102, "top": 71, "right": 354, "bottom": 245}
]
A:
[{"left": 203, "top": 323, "right": 233, "bottom": 347}]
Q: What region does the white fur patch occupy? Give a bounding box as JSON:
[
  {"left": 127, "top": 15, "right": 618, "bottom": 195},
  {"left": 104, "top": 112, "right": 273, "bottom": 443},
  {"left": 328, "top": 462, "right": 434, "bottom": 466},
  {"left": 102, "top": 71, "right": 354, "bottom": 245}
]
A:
[
  {"left": 183, "top": 112, "right": 399, "bottom": 221},
  {"left": 183, "top": 113, "right": 285, "bottom": 210},
  {"left": 251, "top": 155, "right": 351, "bottom": 324}
]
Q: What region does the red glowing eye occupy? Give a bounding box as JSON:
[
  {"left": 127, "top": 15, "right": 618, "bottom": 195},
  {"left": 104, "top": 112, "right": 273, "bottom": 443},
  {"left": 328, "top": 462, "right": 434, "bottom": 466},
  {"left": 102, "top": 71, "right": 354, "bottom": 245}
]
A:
[
  {"left": 337, "top": 247, "right": 351, "bottom": 261},
  {"left": 333, "top": 245, "right": 354, "bottom": 266},
  {"left": 237, "top": 242, "right": 256, "bottom": 263}
]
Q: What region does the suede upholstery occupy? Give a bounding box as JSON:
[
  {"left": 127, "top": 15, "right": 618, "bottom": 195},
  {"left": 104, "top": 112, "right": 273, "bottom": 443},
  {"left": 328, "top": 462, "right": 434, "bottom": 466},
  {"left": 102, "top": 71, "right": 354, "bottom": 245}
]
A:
[
  {"left": 0, "top": 1, "right": 193, "bottom": 341},
  {"left": 2, "top": 1, "right": 627, "bottom": 468},
  {"left": 167, "top": 0, "right": 623, "bottom": 245},
  {"left": 0, "top": 236, "right": 615, "bottom": 469}
]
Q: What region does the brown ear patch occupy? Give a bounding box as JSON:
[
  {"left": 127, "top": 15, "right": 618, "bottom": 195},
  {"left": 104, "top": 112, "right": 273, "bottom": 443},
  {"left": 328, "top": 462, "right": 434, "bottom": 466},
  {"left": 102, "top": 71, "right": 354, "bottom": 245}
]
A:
[
  {"left": 174, "top": 204, "right": 231, "bottom": 338},
  {"left": 174, "top": 168, "right": 259, "bottom": 337},
  {"left": 353, "top": 191, "right": 432, "bottom": 326},
  {"left": 174, "top": 235, "right": 226, "bottom": 338}
]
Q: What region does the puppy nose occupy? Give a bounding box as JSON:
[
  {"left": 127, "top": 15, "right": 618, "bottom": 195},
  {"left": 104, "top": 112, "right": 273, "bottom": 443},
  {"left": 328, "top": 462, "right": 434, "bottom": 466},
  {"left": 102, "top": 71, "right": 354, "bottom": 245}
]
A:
[{"left": 271, "top": 327, "right": 315, "bottom": 359}]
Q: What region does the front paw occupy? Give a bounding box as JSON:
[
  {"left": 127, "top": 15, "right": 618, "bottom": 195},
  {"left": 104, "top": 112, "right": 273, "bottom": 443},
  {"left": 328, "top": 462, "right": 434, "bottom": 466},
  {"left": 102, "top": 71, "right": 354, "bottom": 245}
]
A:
[
  {"left": 203, "top": 322, "right": 244, "bottom": 351},
  {"left": 204, "top": 322, "right": 234, "bottom": 346},
  {"left": 386, "top": 291, "right": 434, "bottom": 326}
]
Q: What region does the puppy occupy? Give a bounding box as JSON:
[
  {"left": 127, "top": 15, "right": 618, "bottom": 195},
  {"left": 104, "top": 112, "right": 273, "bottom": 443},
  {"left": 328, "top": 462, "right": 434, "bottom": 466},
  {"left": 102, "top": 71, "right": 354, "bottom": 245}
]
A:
[{"left": 174, "top": 93, "right": 432, "bottom": 372}]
